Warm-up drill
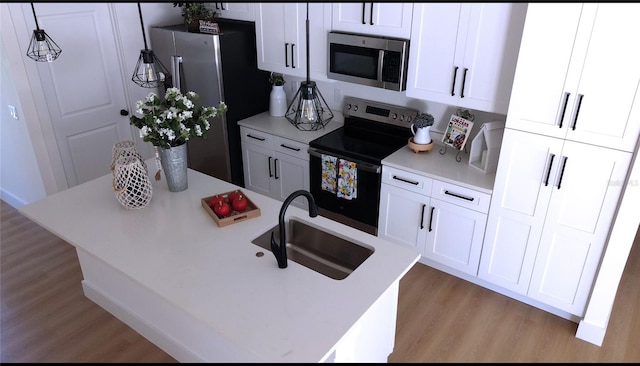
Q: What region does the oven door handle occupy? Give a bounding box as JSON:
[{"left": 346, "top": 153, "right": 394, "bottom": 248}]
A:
[{"left": 308, "top": 147, "right": 381, "bottom": 174}]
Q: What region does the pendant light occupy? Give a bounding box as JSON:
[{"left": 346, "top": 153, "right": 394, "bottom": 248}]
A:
[
  {"left": 132, "top": 3, "right": 169, "bottom": 88},
  {"left": 26, "top": 3, "right": 62, "bottom": 62},
  {"left": 285, "top": 3, "right": 334, "bottom": 131}
]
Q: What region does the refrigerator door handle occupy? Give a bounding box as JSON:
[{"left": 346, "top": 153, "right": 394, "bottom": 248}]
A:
[{"left": 171, "top": 55, "right": 183, "bottom": 90}]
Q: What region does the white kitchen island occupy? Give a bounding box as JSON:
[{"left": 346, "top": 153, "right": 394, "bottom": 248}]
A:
[{"left": 18, "top": 164, "right": 420, "bottom": 362}]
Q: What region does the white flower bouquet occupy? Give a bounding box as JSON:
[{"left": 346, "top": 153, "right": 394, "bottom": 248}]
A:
[{"left": 130, "top": 87, "right": 227, "bottom": 149}]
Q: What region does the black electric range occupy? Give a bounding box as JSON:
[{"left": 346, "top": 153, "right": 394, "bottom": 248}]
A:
[{"left": 308, "top": 96, "right": 419, "bottom": 235}]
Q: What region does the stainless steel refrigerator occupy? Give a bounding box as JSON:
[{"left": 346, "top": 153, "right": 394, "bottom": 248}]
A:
[{"left": 150, "top": 19, "right": 271, "bottom": 186}]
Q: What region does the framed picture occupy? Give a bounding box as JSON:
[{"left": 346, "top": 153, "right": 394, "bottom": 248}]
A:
[
  {"left": 199, "top": 20, "right": 219, "bottom": 34},
  {"left": 442, "top": 114, "right": 474, "bottom": 151}
]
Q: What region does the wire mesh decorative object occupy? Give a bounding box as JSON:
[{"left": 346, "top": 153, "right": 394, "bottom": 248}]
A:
[
  {"left": 112, "top": 156, "right": 153, "bottom": 210},
  {"left": 111, "top": 140, "right": 146, "bottom": 173}
]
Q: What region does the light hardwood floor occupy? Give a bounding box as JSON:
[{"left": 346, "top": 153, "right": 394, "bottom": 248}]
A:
[{"left": 1, "top": 199, "right": 639, "bottom": 362}]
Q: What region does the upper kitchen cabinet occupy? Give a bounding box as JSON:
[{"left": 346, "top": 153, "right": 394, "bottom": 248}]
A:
[
  {"left": 255, "top": 3, "right": 331, "bottom": 80},
  {"left": 406, "top": 3, "right": 527, "bottom": 115},
  {"left": 211, "top": 2, "right": 255, "bottom": 21},
  {"left": 506, "top": 3, "right": 640, "bottom": 152},
  {"left": 331, "top": 3, "right": 413, "bottom": 39}
]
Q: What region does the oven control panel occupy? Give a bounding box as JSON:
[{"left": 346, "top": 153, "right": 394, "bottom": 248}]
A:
[{"left": 342, "top": 96, "right": 418, "bottom": 129}]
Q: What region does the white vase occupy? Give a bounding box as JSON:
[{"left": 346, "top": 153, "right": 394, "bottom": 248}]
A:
[{"left": 269, "top": 85, "right": 287, "bottom": 117}]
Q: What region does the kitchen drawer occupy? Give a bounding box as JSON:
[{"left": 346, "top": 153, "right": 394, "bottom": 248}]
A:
[
  {"left": 240, "top": 126, "right": 273, "bottom": 147},
  {"left": 381, "top": 166, "right": 432, "bottom": 195},
  {"left": 273, "top": 136, "right": 309, "bottom": 160},
  {"left": 431, "top": 180, "right": 491, "bottom": 213}
]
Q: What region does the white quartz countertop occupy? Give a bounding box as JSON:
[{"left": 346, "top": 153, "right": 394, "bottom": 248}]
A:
[
  {"left": 383, "top": 142, "right": 497, "bottom": 194},
  {"left": 18, "top": 165, "right": 420, "bottom": 362},
  {"left": 238, "top": 111, "right": 344, "bottom": 144}
]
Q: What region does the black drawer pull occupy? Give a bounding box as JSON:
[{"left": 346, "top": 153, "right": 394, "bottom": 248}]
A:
[
  {"left": 392, "top": 175, "right": 419, "bottom": 185},
  {"left": 444, "top": 190, "right": 474, "bottom": 201},
  {"left": 420, "top": 204, "right": 426, "bottom": 229},
  {"left": 280, "top": 144, "right": 301, "bottom": 152},
  {"left": 451, "top": 66, "right": 458, "bottom": 96},
  {"left": 559, "top": 92, "right": 570, "bottom": 128},
  {"left": 247, "top": 134, "right": 266, "bottom": 141},
  {"left": 274, "top": 158, "right": 279, "bottom": 180},
  {"left": 285, "top": 43, "right": 289, "bottom": 67},
  {"left": 268, "top": 156, "right": 273, "bottom": 177},
  {"left": 544, "top": 154, "right": 556, "bottom": 186},
  {"left": 460, "top": 68, "right": 468, "bottom": 98},
  {"left": 428, "top": 206, "right": 435, "bottom": 232}
]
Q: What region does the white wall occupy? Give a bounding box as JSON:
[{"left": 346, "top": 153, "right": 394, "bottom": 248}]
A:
[{"left": 1, "top": 3, "right": 47, "bottom": 208}]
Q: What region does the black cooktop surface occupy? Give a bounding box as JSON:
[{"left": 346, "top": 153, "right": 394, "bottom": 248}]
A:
[{"left": 309, "top": 117, "right": 412, "bottom": 164}]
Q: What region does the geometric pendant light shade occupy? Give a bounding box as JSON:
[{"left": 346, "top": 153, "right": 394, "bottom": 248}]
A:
[
  {"left": 285, "top": 3, "right": 333, "bottom": 131},
  {"left": 132, "top": 2, "right": 169, "bottom": 88},
  {"left": 26, "top": 3, "right": 62, "bottom": 62}
]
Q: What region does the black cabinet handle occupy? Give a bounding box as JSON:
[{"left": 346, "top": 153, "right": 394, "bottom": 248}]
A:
[
  {"left": 556, "top": 156, "right": 568, "bottom": 190},
  {"left": 280, "top": 144, "right": 301, "bottom": 152},
  {"left": 420, "top": 204, "right": 426, "bottom": 229},
  {"left": 392, "top": 175, "right": 419, "bottom": 185},
  {"left": 247, "top": 134, "right": 266, "bottom": 141},
  {"left": 120, "top": 109, "right": 129, "bottom": 116},
  {"left": 215, "top": 3, "right": 220, "bottom": 10},
  {"left": 451, "top": 66, "right": 458, "bottom": 96},
  {"left": 444, "top": 190, "right": 474, "bottom": 201},
  {"left": 361, "top": 3, "right": 366, "bottom": 24},
  {"left": 291, "top": 44, "right": 295, "bottom": 68},
  {"left": 274, "top": 158, "right": 279, "bottom": 180},
  {"left": 460, "top": 68, "right": 468, "bottom": 98},
  {"left": 559, "top": 92, "right": 570, "bottom": 129},
  {"left": 268, "top": 156, "right": 273, "bottom": 177},
  {"left": 571, "top": 94, "right": 584, "bottom": 131},
  {"left": 544, "top": 153, "right": 555, "bottom": 186},
  {"left": 369, "top": 2, "right": 374, "bottom": 25},
  {"left": 220, "top": 2, "right": 225, "bottom": 10},
  {"left": 285, "top": 43, "right": 289, "bottom": 67},
  {"left": 428, "top": 206, "right": 435, "bottom": 232}
]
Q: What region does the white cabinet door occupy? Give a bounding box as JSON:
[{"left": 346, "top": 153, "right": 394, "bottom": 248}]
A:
[
  {"left": 331, "top": 3, "right": 413, "bottom": 39},
  {"left": 478, "top": 129, "right": 564, "bottom": 294},
  {"left": 242, "top": 139, "right": 274, "bottom": 198},
  {"left": 406, "top": 3, "right": 526, "bottom": 115},
  {"left": 506, "top": 3, "right": 640, "bottom": 152},
  {"left": 425, "top": 198, "right": 487, "bottom": 276},
  {"left": 527, "top": 140, "right": 632, "bottom": 315},
  {"left": 240, "top": 127, "right": 310, "bottom": 209},
  {"left": 212, "top": 2, "right": 255, "bottom": 21},
  {"left": 255, "top": 3, "right": 330, "bottom": 80},
  {"left": 378, "top": 183, "right": 429, "bottom": 253}
]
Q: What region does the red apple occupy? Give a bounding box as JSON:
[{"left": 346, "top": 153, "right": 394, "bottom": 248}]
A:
[
  {"left": 213, "top": 201, "right": 230, "bottom": 217},
  {"left": 228, "top": 190, "right": 242, "bottom": 202},
  {"left": 232, "top": 194, "right": 248, "bottom": 212},
  {"left": 209, "top": 195, "right": 225, "bottom": 207}
]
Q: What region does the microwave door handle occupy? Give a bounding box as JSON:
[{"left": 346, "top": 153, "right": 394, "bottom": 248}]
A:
[{"left": 378, "top": 50, "right": 384, "bottom": 83}]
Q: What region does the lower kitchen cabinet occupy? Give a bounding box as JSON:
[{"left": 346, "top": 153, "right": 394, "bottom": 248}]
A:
[
  {"left": 240, "top": 126, "right": 309, "bottom": 210},
  {"left": 478, "top": 128, "right": 632, "bottom": 316},
  {"left": 378, "top": 165, "right": 489, "bottom": 276}
]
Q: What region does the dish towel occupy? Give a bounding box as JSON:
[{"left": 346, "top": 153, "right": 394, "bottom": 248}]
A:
[
  {"left": 337, "top": 159, "right": 357, "bottom": 200},
  {"left": 321, "top": 154, "right": 337, "bottom": 193}
]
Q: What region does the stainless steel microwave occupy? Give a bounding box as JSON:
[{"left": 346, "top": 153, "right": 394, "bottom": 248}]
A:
[{"left": 327, "top": 31, "right": 409, "bottom": 92}]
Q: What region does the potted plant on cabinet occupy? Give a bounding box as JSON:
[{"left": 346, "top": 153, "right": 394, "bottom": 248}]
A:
[
  {"left": 268, "top": 72, "right": 287, "bottom": 117},
  {"left": 173, "top": 2, "right": 216, "bottom": 33}
]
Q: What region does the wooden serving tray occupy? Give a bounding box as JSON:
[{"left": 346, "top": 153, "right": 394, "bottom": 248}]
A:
[{"left": 201, "top": 189, "right": 261, "bottom": 227}]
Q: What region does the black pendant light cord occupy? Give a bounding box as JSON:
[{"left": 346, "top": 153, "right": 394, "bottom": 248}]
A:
[
  {"left": 306, "top": 2, "right": 310, "bottom": 83},
  {"left": 137, "top": 3, "right": 149, "bottom": 51},
  {"left": 30, "top": 3, "right": 40, "bottom": 30}
]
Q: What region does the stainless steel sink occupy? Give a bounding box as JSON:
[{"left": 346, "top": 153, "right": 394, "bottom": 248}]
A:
[{"left": 251, "top": 218, "right": 374, "bottom": 280}]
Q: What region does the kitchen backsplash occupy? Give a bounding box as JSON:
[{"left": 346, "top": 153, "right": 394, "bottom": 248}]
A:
[{"left": 282, "top": 74, "right": 506, "bottom": 144}]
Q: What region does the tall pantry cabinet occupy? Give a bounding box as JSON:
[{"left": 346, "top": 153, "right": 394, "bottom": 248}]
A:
[{"left": 478, "top": 3, "right": 640, "bottom": 317}]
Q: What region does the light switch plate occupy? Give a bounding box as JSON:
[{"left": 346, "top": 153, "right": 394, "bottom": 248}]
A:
[{"left": 8, "top": 105, "right": 18, "bottom": 120}]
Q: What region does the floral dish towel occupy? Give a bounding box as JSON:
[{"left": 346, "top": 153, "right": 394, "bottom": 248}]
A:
[
  {"left": 321, "top": 154, "right": 337, "bottom": 193},
  {"left": 337, "top": 159, "right": 357, "bottom": 200}
]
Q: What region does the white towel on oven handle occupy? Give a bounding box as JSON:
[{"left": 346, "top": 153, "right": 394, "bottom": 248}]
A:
[
  {"left": 321, "top": 154, "right": 337, "bottom": 193},
  {"left": 337, "top": 158, "right": 357, "bottom": 200}
]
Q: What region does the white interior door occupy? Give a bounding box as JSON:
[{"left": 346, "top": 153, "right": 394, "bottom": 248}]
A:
[{"left": 18, "top": 3, "right": 132, "bottom": 187}]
